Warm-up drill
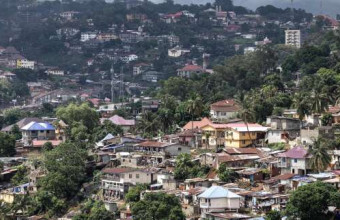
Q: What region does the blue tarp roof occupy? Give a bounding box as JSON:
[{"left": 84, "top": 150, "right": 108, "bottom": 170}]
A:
[{"left": 21, "top": 121, "right": 55, "bottom": 131}]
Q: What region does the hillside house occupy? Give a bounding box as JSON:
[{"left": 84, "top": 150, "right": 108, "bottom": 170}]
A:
[
  {"left": 266, "top": 116, "right": 301, "bottom": 144},
  {"left": 177, "top": 64, "right": 204, "bottom": 78},
  {"left": 198, "top": 186, "right": 241, "bottom": 218},
  {"left": 210, "top": 99, "right": 239, "bottom": 121},
  {"left": 277, "top": 146, "right": 312, "bottom": 175}
]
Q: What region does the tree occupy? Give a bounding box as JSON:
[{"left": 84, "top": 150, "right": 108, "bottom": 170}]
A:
[
  {"left": 321, "top": 113, "right": 333, "bottom": 126},
  {"left": 137, "top": 111, "right": 160, "bottom": 138},
  {"left": 0, "top": 132, "right": 16, "bottom": 156},
  {"left": 93, "top": 120, "right": 123, "bottom": 141},
  {"left": 56, "top": 103, "right": 99, "bottom": 132},
  {"left": 31, "top": 190, "right": 67, "bottom": 218},
  {"left": 217, "top": 163, "right": 238, "bottom": 183},
  {"left": 42, "top": 142, "right": 54, "bottom": 152},
  {"left": 125, "top": 184, "right": 147, "bottom": 204},
  {"left": 11, "top": 165, "right": 28, "bottom": 186},
  {"left": 131, "top": 192, "right": 185, "bottom": 220},
  {"left": 293, "top": 92, "right": 311, "bottom": 120},
  {"left": 174, "top": 153, "right": 209, "bottom": 180},
  {"left": 40, "top": 143, "right": 87, "bottom": 199},
  {"left": 10, "top": 124, "right": 22, "bottom": 140},
  {"left": 308, "top": 138, "right": 331, "bottom": 172},
  {"left": 265, "top": 210, "right": 281, "bottom": 220},
  {"left": 186, "top": 96, "right": 203, "bottom": 148},
  {"left": 286, "top": 182, "right": 340, "bottom": 220},
  {"left": 73, "top": 199, "right": 115, "bottom": 220}
]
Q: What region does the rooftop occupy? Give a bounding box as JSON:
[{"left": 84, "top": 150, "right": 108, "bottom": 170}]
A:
[
  {"left": 211, "top": 99, "right": 239, "bottom": 112},
  {"left": 198, "top": 186, "right": 241, "bottom": 199},
  {"left": 21, "top": 121, "right": 55, "bottom": 131}
]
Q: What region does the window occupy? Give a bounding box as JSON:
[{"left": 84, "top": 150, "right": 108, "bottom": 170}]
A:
[
  {"left": 121, "top": 174, "right": 125, "bottom": 178},
  {"left": 129, "top": 174, "right": 132, "bottom": 179},
  {"left": 178, "top": 147, "right": 182, "bottom": 151},
  {"left": 294, "top": 159, "right": 297, "bottom": 163},
  {"left": 136, "top": 174, "right": 139, "bottom": 179},
  {"left": 242, "top": 133, "right": 246, "bottom": 136},
  {"left": 47, "top": 131, "right": 50, "bottom": 134},
  {"left": 242, "top": 140, "right": 246, "bottom": 144}
]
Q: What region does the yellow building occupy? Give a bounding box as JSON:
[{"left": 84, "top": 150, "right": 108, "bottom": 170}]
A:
[
  {"left": 202, "top": 123, "right": 268, "bottom": 148},
  {"left": 201, "top": 123, "right": 229, "bottom": 148}
]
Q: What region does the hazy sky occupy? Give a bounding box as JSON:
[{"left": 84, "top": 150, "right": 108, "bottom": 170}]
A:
[{"left": 151, "top": 0, "right": 339, "bottom": 17}]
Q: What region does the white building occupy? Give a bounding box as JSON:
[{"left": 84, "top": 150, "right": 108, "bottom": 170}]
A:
[
  {"left": 168, "top": 46, "right": 190, "bottom": 57},
  {"left": 285, "top": 30, "right": 301, "bottom": 48},
  {"left": 81, "top": 32, "right": 97, "bottom": 42},
  {"left": 198, "top": 186, "right": 241, "bottom": 218},
  {"left": 46, "top": 69, "right": 65, "bottom": 76},
  {"left": 16, "top": 59, "right": 35, "bottom": 70}
]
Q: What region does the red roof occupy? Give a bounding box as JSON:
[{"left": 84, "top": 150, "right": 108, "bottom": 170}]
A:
[
  {"left": 272, "top": 173, "right": 296, "bottom": 180},
  {"left": 183, "top": 117, "right": 212, "bottom": 130},
  {"left": 32, "top": 140, "right": 62, "bottom": 147},
  {"left": 317, "top": 15, "right": 339, "bottom": 27},
  {"left": 88, "top": 98, "right": 101, "bottom": 106},
  {"left": 328, "top": 105, "right": 340, "bottom": 114},
  {"left": 178, "top": 65, "right": 203, "bottom": 72},
  {"left": 102, "top": 115, "right": 135, "bottom": 126},
  {"left": 278, "top": 146, "right": 310, "bottom": 159},
  {"left": 211, "top": 99, "right": 239, "bottom": 112},
  {"left": 224, "top": 147, "right": 260, "bottom": 155}
]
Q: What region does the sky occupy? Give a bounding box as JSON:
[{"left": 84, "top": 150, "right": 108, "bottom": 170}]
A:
[{"left": 151, "top": 0, "right": 340, "bottom": 17}]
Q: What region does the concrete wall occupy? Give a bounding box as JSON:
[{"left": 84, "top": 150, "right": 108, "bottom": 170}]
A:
[{"left": 165, "top": 144, "right": 190, "bottom": 156}]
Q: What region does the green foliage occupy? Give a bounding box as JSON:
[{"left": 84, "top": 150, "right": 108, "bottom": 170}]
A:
[
  {"left": 73, "top": 199, "right": 115, "bottom": 220},
  {"left": 131, "top": 192, "right": 185, "bottom": 220},
  {"left": 93, "top": 120, "right": 123, "bottom": 141},
  {"left": 265, "top": 210, "right": 281, "bottom": 220},
  {"left": 2, "top": 108, "right": 24, "bottom": 126},
  {"left": 174, "top": 153, "right": 209, "bottom": 180},
  {"left": 10, "top": 124, "right": 22, "bottom": 140},
  {"left": 217, "top": 163, "right": 239, "bottom": 183},
  {"left": 268, "top": 143, "right": 286, "bottom": 150},
  {"left": 308, "top": 138, "right": 331, "bottom": 172},
  {"left": 10, "top": 165, "right": 28, "bottom": 186},
  {"left": 40, "top": 142, "right": 87, "bottom": 199},
  {"left": 56, "top": 102, "right": 99, "bottom": 132},
  {"left": 125, "top": 184, "right": 147, "bottom": 204},
  {"left": 321, "top": 113, "right": 333, "bottom": 126},
  {"left": 32, "top": 190, "right": 67, "bottom": 218},
  {"left": 285, "top": 181, "right": 340, "bottom": 220},
  {"left": 0, "top": 132, "right": 16, "bottom": 156},
  {"left": 42, "top": 141, "right": 54, "bottom": 152}
]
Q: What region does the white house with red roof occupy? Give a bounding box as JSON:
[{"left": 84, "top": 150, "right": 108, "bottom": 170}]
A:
[
  {"left": 210, "top": 99, "right": 240, "bottom": 121},
  {"left": 177, "top": 64, "right": 204, "bottom": 78},
  {"left": 277, "top": 146, "right": 312, "bottom": 176}
]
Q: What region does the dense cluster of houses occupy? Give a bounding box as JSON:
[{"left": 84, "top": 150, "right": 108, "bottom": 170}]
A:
[{"left": 1, "top": 95, "right": 340, "bottom": 219}]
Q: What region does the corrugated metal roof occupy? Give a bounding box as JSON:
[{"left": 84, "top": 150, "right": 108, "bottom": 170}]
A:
[
  {"left": 21, "top": 121, "right": 55, "bottom": 131},
  {"left": 198, "top": 186, "right": 241, "bottom": 199}
]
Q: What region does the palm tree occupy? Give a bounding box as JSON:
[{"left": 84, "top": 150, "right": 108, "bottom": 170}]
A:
[
  {"left": 310, "top": 88, "right": 329, "bottom": 115},
  {"left": 186, "top": 96, "right": 203, "bottom": 148},
  {"left": 308, "top": 138, "right": 331, "bottom": 173},
  {"left": 236, "top": 93, "right": 256, "bottom": 147},
  {"left": 137, "top": 111, "right": 160, "bottom": 138},
  {"left": 293, "top": 92, "right": 311, "bottom": 120}
]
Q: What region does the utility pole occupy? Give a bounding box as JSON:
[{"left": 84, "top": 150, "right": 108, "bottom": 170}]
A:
[
  {"left": 119, "top": 66, "right": 124, "bottom": 101},
  {"left": 110, "top": 64, "right": 114, "bottom": 103}
]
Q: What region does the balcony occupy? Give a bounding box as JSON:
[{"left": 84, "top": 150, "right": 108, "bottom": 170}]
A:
[
  {"left": 277, "top": 162, "right": 289, "bottom": 168},
  {"left": 200, "top": 203, "right": 210, "bottom": 208}
]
